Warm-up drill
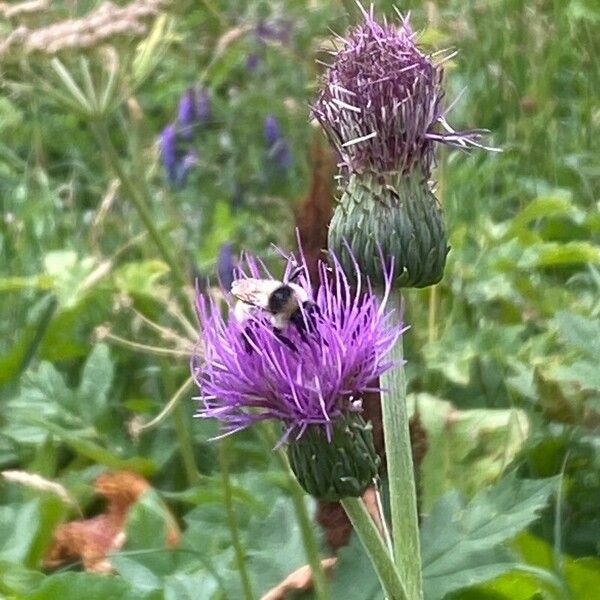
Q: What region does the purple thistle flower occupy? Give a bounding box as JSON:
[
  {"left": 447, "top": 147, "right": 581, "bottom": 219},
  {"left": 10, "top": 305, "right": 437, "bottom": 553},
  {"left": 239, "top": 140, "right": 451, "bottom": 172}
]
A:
[
  {"left": 191, "top": 248, "right": 403, "bottom": 443},
  {"left": 312, "top": 5, "right": 489, "bottom": 176}
]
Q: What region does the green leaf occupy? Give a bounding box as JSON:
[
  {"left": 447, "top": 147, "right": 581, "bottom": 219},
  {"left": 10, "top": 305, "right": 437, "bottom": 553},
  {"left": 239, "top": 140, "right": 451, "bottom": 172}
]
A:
[
  {"left": 0, "top": 500, "right": 40, "bottom": 566},
  {"left": 0, "top": 561, "right": 45, "bottom": 597},
  {"left": 3, "top": 366, "right": 72, "bottom": 445},
  {"left": 114, "top": 260, "right": 169, "bottom": 297},
  {"left": 329, "top": 535, "right": 385, "bottom": 600},
  {"left": 77, "top": 344, "right": 114, "bottom": 424},
  {"left": 164, "top": 570, "right": 220, "bottom": 600},
  {"left": 408, "top": 394, "right": 530, "bottom": 511},
  {"left": 550, "top": 361, "right": 600, "bottom": 391},
  {"left": 37, "top": 422, "right": 156, "bottom": 475},
  {"left": 554, "top": 311, "right": 600, "bottom": 359},
  {"left": 421, "top": 474, "right": 558, "bottom": 600},
  {"left": 110, "top": 556, "right": 163, "bottom": 593},
  {"left": 508, "top": 196, "right": 578, "bottom": 234},
  {"left": 243, "top": 497, "right": 312, "bottom": 597},
  {"left": 112, "top": 489, "right": 183, "bottom": 583},
  {"left": 518, "top": 242, "right": 600, "bottom": 268},
  {"left": 27, "top": 572, "right": 149, "bottom": 600}
]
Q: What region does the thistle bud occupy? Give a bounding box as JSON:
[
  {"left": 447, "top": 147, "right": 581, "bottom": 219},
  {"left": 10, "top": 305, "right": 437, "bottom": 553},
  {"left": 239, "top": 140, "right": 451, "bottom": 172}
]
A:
[
  {"left": 329, "top": 170, "right": 448, "bottom": 288},
  {"left": 287, "top": 412, "right": 380, "bottom": 501},
  {"left": 313, "top": 7, "right": 486, "bottom": 288}
]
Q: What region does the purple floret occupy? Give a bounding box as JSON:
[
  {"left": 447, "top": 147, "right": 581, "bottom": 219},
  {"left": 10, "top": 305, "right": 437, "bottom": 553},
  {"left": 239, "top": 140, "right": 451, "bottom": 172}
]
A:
[
  {"left": 312, "top": 5, "right": 488, "bottom": 176},
  {"left": 191, "top": 248, "right": 403, "bottom": 443}
]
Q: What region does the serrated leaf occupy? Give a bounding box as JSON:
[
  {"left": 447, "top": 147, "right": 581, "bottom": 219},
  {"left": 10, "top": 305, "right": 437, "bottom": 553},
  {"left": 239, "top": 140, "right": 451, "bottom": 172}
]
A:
[{"left": 421, "top": 474, "right": 559, "bottom": 600}]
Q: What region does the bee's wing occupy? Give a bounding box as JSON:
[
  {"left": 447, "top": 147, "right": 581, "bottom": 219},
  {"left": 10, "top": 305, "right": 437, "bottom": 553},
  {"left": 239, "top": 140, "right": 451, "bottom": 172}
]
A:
[{"left": 230, "top": 278, "right": 280, "bottom": 310}]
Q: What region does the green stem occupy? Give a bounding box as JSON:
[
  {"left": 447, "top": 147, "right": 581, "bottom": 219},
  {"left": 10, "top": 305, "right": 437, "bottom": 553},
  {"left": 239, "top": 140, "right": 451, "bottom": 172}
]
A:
[
  {"left": 380, "top": 295, "right": 423, "bottom": 599},
  {"left": 160, "top": 365, "right": 201, "bottom": 487},
  {"left": 340, "top": 497, "right": 408, "bottom": 600},
  {"left": 277, "top": 449, "right": 332, "bottom": 600},
  {"left": 90, "top": 121, "right": 192, "bottom": 313},
  {"left": 260, "top": 422, "right": 331, "bottom": 600},
  {"left": 172, "top": 399, "right": 201, "bottom": 487},
  {"left": 219, "top": 439, "right": 255, "bottom": 600}
]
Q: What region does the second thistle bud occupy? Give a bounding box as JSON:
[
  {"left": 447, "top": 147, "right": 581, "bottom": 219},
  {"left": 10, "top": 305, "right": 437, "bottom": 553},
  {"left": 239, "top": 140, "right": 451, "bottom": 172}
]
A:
[
  {"left": 314, "top": 10, "right": 486, "bottom": 288},
  {"left": 328, "top": 170, "right": 448, "bottom": 287},
  {"left": 287, "top": 412, "right": 380, "bottom": 501}
]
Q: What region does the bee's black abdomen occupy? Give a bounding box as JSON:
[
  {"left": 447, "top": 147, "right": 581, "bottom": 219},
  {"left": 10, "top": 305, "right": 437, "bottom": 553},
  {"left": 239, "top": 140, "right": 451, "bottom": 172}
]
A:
[{"left": 268, "top": 285, "right": 294, "bottom": 313}]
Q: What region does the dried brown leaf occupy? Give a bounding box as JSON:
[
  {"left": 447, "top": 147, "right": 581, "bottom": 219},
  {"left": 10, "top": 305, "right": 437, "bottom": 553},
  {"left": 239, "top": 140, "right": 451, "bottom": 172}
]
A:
[{"left": 44, "top": 470, "right": 180, "bottom": 573}]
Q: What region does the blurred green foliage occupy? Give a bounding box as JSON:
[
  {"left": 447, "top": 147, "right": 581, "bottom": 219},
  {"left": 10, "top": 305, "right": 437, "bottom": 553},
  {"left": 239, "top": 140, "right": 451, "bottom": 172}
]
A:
[{"left": 0, "top": 0, "right": 598, "bottom": 598}]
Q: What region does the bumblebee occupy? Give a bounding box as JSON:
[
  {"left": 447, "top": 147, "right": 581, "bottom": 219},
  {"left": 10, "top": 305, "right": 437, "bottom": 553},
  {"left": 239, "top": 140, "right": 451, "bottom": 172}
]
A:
[{"left": 231, "top": 270, "right": 320, "bottom": 348}]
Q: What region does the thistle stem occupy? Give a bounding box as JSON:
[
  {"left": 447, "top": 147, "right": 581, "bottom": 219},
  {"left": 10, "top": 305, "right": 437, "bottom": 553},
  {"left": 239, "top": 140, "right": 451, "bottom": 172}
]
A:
[
  {"left": 340, "top": 497, "right": 408, "bottom": 600},
  {"left": 380, "top": 295, "right": 423, "bottom": 599},
  {"left": 219, "top": 438, "right": 255, "bottom": 600},
  {"left": 172, "top": 399, "right": 202, "bottom": 487},
  {"left": 90, "top": 121, "right": 192, "bottom": 315},
  {"left": 285, "top": 466, "right": 333, "bottom": 600},
  {"left": 160, "top": 365, "right": 201, "bottom": 487},
  {"left": 261, "top": 421, "right": 331, "bottom": 600}
]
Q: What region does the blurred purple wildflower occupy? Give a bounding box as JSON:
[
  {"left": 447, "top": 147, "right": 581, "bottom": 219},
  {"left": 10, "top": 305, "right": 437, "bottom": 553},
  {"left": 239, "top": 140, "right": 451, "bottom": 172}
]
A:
[
  {"left": 159, "top": 124, "right": 178, "bottom": 183},
  {"left": 174, "top": 151, "right": 198, "bottom": 188},
  {"left": 196, "top": 87, "right": 211, "bottom": 123},
  {"left": 177, "top": 87, "right": 211, "bottom": 140},
  {"left": 191, "top": 248, "right": 403, "bottom": 442},
  {"left": 312, "top": 5, "right": 489, "bottom": 176},
  {"left": 216, "top": 243, "right": 236, "bottom": 291},
  {"left": 264, "top": 114, "right": 292, "bottom": 170},
  {"left": 177, "top": 88, "right": 196, "bottom": 139},
  {"left": 159, "top": 124, "right": 197, "bottom": 188},
  {"left": 246, "top": 52, "right": 261, "bottom": 73},
  {"left": 264, "top": 114, "right": 282, "bottom": 147}
]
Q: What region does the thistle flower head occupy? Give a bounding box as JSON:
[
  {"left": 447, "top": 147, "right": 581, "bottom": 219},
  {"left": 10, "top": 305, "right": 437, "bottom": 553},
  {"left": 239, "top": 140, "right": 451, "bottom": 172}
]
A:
[
  {"left": 313, "top": 6, "right": 486, "bottom": 176},
  {"left": 191, "top": 248, "right": 402, "bottom": 444}
]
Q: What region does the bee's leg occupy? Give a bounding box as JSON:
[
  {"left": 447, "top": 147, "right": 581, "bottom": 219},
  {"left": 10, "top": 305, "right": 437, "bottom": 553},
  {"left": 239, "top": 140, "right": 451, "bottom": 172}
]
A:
[{"left": 274, "top": 327, "right": 297, "bottom": 352}]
